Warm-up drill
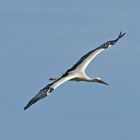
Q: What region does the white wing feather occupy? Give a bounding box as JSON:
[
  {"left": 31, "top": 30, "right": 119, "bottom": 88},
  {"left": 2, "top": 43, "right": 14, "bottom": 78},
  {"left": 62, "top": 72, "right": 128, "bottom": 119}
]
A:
[
  {"left": 76, "top": 48, "right": 105, "bottom": 71},
  {"left": 50, "top": 74, "right": 77, "bottom": 90}
]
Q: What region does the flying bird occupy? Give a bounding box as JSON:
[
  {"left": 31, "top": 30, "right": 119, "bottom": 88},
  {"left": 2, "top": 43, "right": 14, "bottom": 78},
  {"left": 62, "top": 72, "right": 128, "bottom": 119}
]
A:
[{"left": 24, "top": 32, "right": 125, "bottom": 110}]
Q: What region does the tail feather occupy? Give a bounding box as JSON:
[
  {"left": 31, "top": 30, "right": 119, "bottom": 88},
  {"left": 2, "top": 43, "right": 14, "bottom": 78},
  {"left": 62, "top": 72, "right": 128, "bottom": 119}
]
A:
[{"left": 24, "top": 87, "right": 54, "bottom": 110}]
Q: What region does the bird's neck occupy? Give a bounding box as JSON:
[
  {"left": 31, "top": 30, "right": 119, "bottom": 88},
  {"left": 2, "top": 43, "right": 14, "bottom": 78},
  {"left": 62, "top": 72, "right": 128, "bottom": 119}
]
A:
[
  {"left": 82, "top": 73, "right": 96, "bottom": 82},
  {"left": 84, "top": 77, "right": 96, "bottom": 82},
  {"left": 89, "top": 79, "right": 97, "bottom": 82}
]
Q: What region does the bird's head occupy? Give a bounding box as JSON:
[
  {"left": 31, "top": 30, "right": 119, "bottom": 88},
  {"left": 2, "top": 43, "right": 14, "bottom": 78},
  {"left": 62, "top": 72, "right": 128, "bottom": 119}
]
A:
[{"left": 94, "top": 77, "right": 109, "bottom": 86}]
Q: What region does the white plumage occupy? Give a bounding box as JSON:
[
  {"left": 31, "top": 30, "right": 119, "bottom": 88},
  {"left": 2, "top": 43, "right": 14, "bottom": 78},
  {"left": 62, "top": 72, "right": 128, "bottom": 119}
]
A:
[{"left": 24, "top": 32, "right": 125, "bottom": 110}]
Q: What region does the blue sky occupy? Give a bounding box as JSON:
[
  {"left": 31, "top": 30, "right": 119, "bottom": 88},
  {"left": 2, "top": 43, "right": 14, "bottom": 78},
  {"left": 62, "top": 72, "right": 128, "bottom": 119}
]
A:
[{"left": 0, "top": 0, "right": 140, "bottom": 139}]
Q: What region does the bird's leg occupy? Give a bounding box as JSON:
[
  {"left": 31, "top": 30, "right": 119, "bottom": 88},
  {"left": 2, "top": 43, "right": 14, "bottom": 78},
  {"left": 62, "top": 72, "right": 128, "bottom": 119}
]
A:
[{"left": 49, "top": 77, "right": 57, "bottom": 81}]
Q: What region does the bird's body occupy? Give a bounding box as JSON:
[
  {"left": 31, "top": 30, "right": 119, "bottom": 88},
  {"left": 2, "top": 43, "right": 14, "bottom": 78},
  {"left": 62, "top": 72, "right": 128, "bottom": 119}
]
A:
[{"left": 24, "top": 32, "right": 125, "bottom": 110}]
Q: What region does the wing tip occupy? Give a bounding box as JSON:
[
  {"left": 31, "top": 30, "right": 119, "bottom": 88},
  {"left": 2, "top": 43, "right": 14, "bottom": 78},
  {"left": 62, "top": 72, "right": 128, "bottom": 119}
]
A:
[
  {"left": 24, "top": 87, "right": 54, "bottom": 110},
  {"left": 24, "top": 105, "right": 30, "bottom": 110},
  {"left": 118, "top": 31, "right": 126, "bottom": 39},
  {"left": 24, "top": 96, "right": 39, "bottom": 110}
]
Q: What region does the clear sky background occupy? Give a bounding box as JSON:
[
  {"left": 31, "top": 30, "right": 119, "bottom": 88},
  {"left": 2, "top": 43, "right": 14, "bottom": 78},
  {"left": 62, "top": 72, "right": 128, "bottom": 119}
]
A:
[{"left": 0, "top": 0, "right": 140, "bottom": 140}]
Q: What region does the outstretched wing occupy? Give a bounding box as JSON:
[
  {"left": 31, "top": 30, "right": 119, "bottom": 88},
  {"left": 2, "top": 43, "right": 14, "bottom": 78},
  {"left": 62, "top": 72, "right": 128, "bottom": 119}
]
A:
[
  {"left": 67, "top": 32, "right": 125, "bottom": 71},
  {"left": 24, "top": 74, "right": 76, "bottom": 110},
  {"left": 24, "top": 85, "right": 53, "bottom": 110}
]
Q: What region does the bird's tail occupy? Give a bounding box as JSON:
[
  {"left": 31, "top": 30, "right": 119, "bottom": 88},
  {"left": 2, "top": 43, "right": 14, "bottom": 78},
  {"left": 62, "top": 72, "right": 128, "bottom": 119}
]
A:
[{"left": 24, "top": 87, "right": 53, "bottom": 110}]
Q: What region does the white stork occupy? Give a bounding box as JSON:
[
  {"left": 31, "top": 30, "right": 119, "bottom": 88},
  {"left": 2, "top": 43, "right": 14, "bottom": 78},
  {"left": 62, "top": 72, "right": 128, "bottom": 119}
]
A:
[{"left": 24, "top": 32, "right": 125, "bottom": 110}]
